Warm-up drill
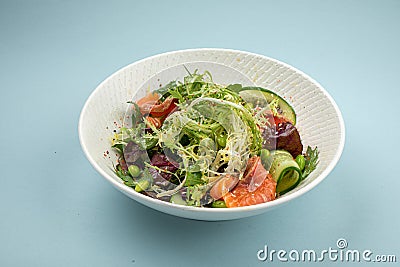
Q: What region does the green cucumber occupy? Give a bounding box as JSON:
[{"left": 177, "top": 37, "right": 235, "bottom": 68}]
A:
[
  {"left": 170, "top": 193, "right": 187, "bottom": 206},
  {"left": 239, "top": 87, "right": 296, "bottom": 125},
  {"left": 270, "top": 150, "right": 302, "bottom": 195}
]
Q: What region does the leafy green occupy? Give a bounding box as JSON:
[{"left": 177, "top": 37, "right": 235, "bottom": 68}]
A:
[
  {"left": 114, "top": 164, "right": 136, "bottom": 187},
  {"left": 186, "top": 184, "right": 211, "bottom": 206},
  {"left": 302, "top": 146, "right": 319, "bottom": 179},
  {"left": 168, "top": 88, "right": 184, "bottom": 103},
  {"left": 184, "top": 172, "right": 204, "bottom": 186},
  {"left": 163, "top": 70, "right": 244, "bottom": 105},
  {"left": 126, "top": 102, "right": 142, "bottom": 126},
  {"left": 111, "top": 122, "right": 158, "bottom": 151},
  {"left": 155, "top": 80, "right": 178, "bottom": 99},
  {"left": 111, "top": 143, "right": 125, "bottom": 154},
  {"left": 190, "top": 97, "right": 262, "bottom": 155}
]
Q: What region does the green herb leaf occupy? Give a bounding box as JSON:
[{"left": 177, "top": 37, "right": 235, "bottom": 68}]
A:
[
  {"left": 155, "top": 80, "right": 177, "bottom": 99},
  {"left": 302, "top": 146, "right": 319, "bottom": 179}
]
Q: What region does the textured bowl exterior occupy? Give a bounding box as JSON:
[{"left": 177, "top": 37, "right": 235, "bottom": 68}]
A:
[{"left": 79, "top": 48, "right": 345, "bottom": 221}]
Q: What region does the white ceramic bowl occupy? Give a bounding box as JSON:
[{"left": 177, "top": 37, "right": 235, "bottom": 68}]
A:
[{"left": 79, "top": 48, "right": 345, "bottom": 221}]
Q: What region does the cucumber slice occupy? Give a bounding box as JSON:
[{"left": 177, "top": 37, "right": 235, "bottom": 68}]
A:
[
  {"left": 239, "top": 87, "right": 296, "bottom": 125},
  {"left": 269, "top": 150, "right": 302, "bottom": 195},
  {"left": 170, "top": 193, "right": 187, "bottom": 206}
]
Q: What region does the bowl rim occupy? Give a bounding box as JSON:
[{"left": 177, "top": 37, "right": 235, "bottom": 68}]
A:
[{"left": 78, "top": 48, "right": 345, "bottom": 215}]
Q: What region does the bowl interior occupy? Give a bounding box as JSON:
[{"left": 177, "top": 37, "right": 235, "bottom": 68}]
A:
[{"left": 79, "top": 49, "right": 344, "bottom": 220}]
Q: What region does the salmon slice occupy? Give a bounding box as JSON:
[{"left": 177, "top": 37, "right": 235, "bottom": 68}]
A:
[
  {"left": 223, "top": 174, "right": 276, "bottom": 208},
  {"left": 137, "top": 92, "right": 160, "bottom": 114},
  {"left": 242, "top": 156, "right": 268, "bottom": 192},
  {"left": 210, "top": 175, "right": 239, "bottom": 200}
]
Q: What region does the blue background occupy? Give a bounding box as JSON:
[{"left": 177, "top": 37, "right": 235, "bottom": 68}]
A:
[{"left": 1, "top": 0, "right": 399, "bottom": 266}]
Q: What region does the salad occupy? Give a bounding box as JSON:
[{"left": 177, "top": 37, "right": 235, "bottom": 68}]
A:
[{"left": 111, "top": 70, "right": 319, "bottom": 208}]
